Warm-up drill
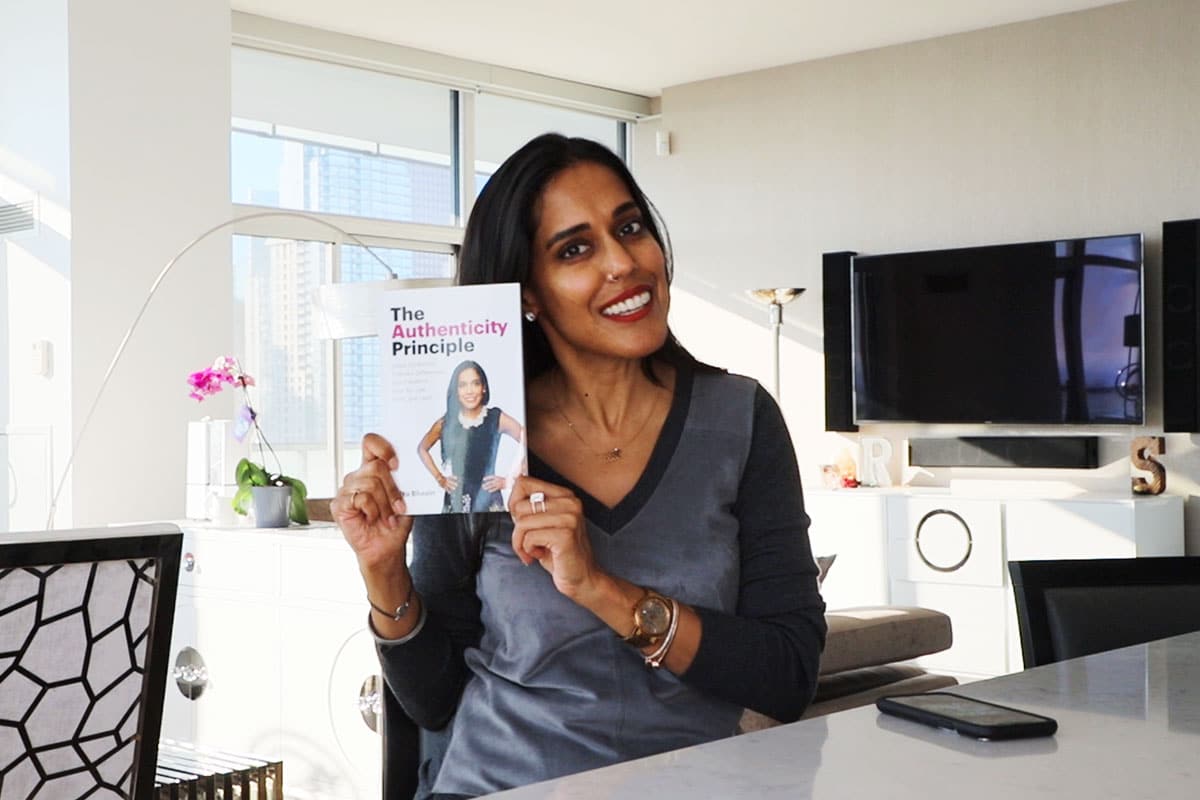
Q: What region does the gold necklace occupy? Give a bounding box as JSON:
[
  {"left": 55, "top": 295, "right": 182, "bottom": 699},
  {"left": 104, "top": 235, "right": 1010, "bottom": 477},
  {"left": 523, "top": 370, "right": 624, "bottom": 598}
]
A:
[{"left": 555, "top": 381, "right": 665, "bottom": 463}]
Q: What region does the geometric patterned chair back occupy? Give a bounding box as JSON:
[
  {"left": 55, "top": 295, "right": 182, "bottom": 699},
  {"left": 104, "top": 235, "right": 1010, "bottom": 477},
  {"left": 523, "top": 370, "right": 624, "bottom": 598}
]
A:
[{"left": 0, "top": 524, "right": 182, "bottom": 799}]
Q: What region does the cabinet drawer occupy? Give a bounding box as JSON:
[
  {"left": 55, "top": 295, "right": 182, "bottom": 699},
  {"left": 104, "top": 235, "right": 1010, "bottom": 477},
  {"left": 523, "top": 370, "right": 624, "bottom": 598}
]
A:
[
  {"left": 888, "top": 498, "right": 1003, "bottom": 587},
  {"left": 281, "top": 540, "right": 365, "bottom": 605},
  {"left": 890, "top": 580, "right": 1011, "bottom": 676},
  {"left": 1005, "top": 498, "right": 1184, "bottom": 560},
  {"left": 805, "top": 491, "right": 889, "bottom": 608},
  {"left": 179, "top": 531, "right": 280, "bottom": 595}
]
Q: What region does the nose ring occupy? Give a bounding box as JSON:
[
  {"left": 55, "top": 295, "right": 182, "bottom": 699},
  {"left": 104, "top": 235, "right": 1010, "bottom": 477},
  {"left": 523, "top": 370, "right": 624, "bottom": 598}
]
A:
[{"left": 607, "top": 273, "right": 619, "bottom": 283}]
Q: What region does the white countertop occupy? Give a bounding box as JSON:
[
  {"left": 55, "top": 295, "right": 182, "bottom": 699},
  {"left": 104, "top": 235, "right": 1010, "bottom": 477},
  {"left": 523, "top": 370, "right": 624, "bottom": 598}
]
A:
[
  {"left": 485, "top": 631, "right": 1200, "bottom": 799},
  {"left": 178, "top": 518, "right": 347, "bottom": 541}
]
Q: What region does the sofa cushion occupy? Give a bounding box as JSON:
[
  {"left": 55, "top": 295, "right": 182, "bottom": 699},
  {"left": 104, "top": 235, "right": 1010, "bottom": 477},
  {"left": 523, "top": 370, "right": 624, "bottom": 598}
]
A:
[
  {"left": 802, "top": 670, "right": 958, "bottom": 719},
  {"left": 820, "top": 606, "right": 952, "bottom": 675},
  {"left": 813, "top": 663, "right": 927, "bottom": 703}
]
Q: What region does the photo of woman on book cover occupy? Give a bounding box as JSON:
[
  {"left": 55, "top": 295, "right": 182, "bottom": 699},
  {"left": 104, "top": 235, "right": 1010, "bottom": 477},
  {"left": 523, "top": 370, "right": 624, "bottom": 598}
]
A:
[{"left": 417, "top": 359, "right": 525, "bottom": 513}]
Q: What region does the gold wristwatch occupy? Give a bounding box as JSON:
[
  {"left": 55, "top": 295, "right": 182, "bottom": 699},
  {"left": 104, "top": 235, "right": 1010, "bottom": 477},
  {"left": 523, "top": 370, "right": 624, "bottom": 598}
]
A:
[{"left": 621, "top": 589, "right": 673, "bottom": 648}]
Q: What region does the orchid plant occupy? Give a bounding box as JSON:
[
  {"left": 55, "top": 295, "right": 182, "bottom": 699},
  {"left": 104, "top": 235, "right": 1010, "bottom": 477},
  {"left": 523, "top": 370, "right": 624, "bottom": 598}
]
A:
[{"left": 187, "top": 356, "right": 309, "bottom": 525}]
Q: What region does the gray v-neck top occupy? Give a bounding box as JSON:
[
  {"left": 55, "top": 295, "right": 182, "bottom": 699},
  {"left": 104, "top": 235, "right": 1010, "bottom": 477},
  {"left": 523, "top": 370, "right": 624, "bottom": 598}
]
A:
[{"left": 377, "top": 367, "right": 827, "bottom": 798}]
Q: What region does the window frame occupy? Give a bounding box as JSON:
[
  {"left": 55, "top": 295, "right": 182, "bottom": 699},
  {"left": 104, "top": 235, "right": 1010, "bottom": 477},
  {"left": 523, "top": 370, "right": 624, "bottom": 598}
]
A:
[{"left": 229, "top": 24, "right": 642, "bottom": 488}]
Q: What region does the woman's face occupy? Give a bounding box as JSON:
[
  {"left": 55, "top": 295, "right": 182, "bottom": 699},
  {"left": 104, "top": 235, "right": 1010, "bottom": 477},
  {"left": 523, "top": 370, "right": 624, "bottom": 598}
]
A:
[
  {"left": 524, "top": 162, "right": 669, "bottom": 366},
  {"left": 456, "top": 367, "right": 485, "bottom": 411}
]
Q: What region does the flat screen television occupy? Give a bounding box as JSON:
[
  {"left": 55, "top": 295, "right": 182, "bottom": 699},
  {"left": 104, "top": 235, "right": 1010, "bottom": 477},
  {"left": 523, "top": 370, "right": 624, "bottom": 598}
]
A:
[{"left": 851, "top": 233, "right": 1143, "bottom": 425}]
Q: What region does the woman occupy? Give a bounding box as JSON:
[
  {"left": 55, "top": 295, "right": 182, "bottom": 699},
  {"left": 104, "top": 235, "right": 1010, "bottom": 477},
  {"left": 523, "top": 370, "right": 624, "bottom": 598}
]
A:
[
  {"left": 417, "top": 360, "right": 525, "bottom": 513},
  {"left": 332, "top": 134, "right": 826, "bottom": 799}
]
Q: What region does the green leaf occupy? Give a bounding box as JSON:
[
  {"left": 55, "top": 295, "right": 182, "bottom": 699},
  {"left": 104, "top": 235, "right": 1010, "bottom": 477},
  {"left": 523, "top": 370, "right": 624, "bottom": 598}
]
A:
[
  {"left": 235, "top": 458, "right": 253, "bottom": 487},
  {"left": 231, "top": 485, "right": 252, "bottom": 516},
  {"left": 279, "top": 475, "right": 309, "bottom": 525},
  {"left": 248, "top": 461, "right": 270, "bottom": 486},
  {"left": 290, "top": 485, "right": 309, "bottom": 525}
]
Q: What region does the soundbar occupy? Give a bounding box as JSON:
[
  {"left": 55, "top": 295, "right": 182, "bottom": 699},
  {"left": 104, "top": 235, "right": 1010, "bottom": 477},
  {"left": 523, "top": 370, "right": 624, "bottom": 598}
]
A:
[{"left": 909, "top": 437, "right": 1100, "bottom": 469}]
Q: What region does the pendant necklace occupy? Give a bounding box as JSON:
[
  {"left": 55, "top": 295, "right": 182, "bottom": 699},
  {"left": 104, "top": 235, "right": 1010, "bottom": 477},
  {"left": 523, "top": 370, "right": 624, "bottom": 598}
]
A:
[{"left": 555, "top": 380, "right": 664, "bottom": 463}]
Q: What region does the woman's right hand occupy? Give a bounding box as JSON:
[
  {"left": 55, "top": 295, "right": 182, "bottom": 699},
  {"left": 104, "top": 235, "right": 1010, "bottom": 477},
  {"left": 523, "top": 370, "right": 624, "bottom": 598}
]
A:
[{"left": 332, "top": 433, "right": 413, "bottom": 575}]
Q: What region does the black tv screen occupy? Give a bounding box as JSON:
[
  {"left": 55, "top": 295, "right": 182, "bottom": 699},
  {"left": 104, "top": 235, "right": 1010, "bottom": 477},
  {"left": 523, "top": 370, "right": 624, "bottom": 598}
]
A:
[{"left": 852, "top": 234, "right": 1143, "bottom": 425}]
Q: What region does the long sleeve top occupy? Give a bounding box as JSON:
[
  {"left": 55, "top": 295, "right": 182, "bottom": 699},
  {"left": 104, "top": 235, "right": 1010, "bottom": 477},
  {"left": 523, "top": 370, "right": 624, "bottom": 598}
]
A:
[{"left": 375, "top": 366, "right": 827, "bottom": 797}]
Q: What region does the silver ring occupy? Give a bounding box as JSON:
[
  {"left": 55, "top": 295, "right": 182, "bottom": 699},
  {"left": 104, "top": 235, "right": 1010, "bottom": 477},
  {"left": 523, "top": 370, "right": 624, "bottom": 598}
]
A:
[{"left": 530, "top": 491, "right": 546, "bottom": 513}]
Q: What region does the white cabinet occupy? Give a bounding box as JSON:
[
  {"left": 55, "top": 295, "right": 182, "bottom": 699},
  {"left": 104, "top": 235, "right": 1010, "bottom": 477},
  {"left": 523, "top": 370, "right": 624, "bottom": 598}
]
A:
[
  {"left": 806, "top": 490, "right": 889, "bottom": 608},
  {"left": 163, "top": 524, "right": 381, "bottom": 800},
  {"left": 806, "top": 491, "right": 1185, "bottom": 678},
  {"left": 1005, "top": 497, "right": 1184, "bottom": 560},
  {"left": 887, "top": 498, "right": 1010, "bottom": 676}
]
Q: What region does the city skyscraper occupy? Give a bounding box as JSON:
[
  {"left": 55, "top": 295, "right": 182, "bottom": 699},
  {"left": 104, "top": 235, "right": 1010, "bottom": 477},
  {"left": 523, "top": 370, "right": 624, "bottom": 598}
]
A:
[{"left": 235, "top": 133, "right": 455, "bottom": 491}]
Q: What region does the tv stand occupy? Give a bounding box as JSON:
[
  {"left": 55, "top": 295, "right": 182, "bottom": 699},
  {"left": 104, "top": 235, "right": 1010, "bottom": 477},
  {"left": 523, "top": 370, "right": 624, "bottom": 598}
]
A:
[{"left": 806, "top": 489, "right": 1183, "bottom": 677}]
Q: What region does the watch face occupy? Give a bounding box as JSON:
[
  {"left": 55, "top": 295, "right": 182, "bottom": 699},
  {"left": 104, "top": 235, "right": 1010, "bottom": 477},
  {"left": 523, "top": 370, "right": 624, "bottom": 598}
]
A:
[{"left": 637, "top": 596, "right": 671, "bottom": 636}]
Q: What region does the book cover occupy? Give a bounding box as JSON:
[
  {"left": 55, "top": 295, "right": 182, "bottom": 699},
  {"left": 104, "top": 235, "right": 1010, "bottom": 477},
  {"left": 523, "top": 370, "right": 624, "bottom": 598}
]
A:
[{"left": 378, "top": 283, "right": 526, "bottom": 516}]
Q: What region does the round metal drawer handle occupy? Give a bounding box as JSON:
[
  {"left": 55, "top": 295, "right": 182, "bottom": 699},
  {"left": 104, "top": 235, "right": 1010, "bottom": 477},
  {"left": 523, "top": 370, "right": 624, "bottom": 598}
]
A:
[
  {"left": 174, "top": 646, "right": 208, "bottom": 700},
  {"left": 358, "top": 675, "right": 382, "bottom": 734},
  {"left": 914, "top": 508, "right": 973, "bottom": 573}
]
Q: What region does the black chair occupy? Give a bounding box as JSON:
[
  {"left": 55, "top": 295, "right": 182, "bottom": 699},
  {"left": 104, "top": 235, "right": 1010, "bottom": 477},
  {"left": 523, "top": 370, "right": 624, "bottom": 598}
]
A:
[
  {"left": 381, "top": 686, "right": 421, "bottom": 799},
  {"left": 1008, "top": 556, "right": 1200, "bottom": 668},
  {"left": 0, "top": 523, "right": 182, "bottom": 799}
]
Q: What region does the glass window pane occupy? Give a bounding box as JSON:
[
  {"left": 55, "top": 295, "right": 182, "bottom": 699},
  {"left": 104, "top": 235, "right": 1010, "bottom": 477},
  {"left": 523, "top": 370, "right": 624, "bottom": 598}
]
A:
[
  {"left": 232, "top": 234, "right": 336, "bottom": 498},
  {"left": 339, "top": 246, "right": 455, "bottom": 477},
  {"left": 475, "top": 94, "right": 624, "bottom": 190},
  {"left": 231, "top": 46, "right": 455, "bottom": 224}
]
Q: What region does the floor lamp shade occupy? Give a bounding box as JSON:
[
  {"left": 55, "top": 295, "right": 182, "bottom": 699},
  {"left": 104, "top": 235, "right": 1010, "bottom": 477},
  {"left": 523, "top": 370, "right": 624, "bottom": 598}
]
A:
[
  {"left": 313, "top": 278, "right": 450, "bottom": 339},
  {"left": 747, "top": 287, "right": 805, "bottom": 401}
]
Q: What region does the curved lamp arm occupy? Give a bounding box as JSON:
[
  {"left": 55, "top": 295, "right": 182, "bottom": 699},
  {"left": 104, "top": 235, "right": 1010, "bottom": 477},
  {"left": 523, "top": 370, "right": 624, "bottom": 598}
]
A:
[{"left": 45, "top": 210, "right": 398, "bottom": 529}]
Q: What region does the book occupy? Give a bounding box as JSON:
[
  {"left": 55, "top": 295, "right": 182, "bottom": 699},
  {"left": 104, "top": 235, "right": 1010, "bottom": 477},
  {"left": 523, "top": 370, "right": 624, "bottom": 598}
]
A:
[{"left": 378, "top": 283, "right": 527, "bottom": 516}]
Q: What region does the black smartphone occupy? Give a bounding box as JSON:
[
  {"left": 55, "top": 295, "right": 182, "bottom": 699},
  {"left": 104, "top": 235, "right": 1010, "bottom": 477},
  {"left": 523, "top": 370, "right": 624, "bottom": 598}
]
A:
[{"left": 876, "top": 692, "right": 1058, "bottom": 740}]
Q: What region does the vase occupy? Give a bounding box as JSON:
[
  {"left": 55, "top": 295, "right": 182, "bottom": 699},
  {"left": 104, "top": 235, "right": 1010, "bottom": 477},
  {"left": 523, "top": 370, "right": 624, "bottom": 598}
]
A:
[{"left": 251, "top": 485, "right": 292, "bottom": 528}]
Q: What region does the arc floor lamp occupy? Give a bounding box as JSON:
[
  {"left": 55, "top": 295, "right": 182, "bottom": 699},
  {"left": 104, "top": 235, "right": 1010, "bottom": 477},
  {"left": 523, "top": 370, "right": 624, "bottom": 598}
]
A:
[{"left": 746, "top": 287, "right": 805, "bottom": 402}]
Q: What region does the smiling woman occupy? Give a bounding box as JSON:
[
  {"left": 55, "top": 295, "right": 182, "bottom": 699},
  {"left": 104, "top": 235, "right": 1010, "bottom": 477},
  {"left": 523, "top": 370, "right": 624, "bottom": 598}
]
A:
[{"left": 331, "top": 134, "right": 827, "bottom": 799}]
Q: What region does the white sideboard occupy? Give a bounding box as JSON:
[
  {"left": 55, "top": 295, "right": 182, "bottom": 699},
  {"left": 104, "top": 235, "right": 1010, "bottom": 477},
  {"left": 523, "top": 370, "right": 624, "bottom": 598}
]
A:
[
  {"left": 163, "top": 523, "right": 381, "bottom": 800},
  {"left": 805, "top": 490, "right": 1184, "bottom": 678}
]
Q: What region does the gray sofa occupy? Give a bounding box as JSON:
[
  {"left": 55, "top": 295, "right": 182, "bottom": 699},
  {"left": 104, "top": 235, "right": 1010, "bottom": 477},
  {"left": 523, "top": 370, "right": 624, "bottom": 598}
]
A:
[{"left": 740, "top": 605, "right": 956, "bottom": 731}]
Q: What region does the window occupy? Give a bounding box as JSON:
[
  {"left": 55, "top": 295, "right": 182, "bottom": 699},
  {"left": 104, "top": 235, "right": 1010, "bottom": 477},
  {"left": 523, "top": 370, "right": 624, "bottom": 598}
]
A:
[
  {"left": 338, "top": 245, "right": 455, "bottom": 472},
  {"left": 475, "top": 93, "right": 627, "bottom": 190},
  {"left": 232, "top": 234, "right": 335, "bottom": 495},
  {"left": 231, "top": 47, "right": 455, "bottom": 225},
  {"left": 230, "top": 42, "right": 635, "bottom": 490}
]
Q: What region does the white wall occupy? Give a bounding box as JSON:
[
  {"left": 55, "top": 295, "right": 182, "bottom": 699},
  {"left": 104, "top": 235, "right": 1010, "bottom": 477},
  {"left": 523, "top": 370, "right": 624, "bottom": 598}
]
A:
[
  {"left": 1, "top": 0, "right": 72, "bottom": 531},
  {"left": 2, "top": 0, "right": 232, "bottom": 530},
  {"left": 63, "top": 0, "right": 232, "bottom": 526},
  {"left": 634, "top": 0, "right": 1200, "bottom": 552}
]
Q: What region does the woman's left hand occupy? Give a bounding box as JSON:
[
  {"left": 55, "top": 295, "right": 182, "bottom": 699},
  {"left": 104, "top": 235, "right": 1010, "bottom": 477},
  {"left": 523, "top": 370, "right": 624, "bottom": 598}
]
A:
[
  {"left": 481, "top": 474, "right": 506, "bottom": 492},
  {"left": 509, "top": 476, "right": 601, "bottom": 601}
]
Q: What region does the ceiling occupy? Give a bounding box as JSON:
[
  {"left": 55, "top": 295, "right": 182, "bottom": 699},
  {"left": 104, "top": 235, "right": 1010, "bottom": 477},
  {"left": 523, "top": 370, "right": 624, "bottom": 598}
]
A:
[{"left": 232, "top": 0, "right": 1129, "bottom": 97}]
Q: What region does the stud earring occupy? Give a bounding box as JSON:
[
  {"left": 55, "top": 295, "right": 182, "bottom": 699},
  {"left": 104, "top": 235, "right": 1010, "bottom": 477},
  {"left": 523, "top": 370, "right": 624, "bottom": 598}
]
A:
[{"left": 523, "top": 311, "right": 537, "bottom": 322}]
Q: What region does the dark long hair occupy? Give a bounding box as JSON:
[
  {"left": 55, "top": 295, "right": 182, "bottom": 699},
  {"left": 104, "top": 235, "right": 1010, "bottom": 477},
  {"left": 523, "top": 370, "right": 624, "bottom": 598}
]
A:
[
  {"left": 444, "top": 360, "right": 490, "bottom": 422},
  {"left": 456, "top": 133, "right": 700, "bottom": 382}
]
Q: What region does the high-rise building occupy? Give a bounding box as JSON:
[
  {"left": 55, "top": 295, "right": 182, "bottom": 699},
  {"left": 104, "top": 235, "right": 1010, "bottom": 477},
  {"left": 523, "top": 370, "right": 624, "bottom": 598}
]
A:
[{"left": 239, "top": 136, "right": 455, "bottom": 460}]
